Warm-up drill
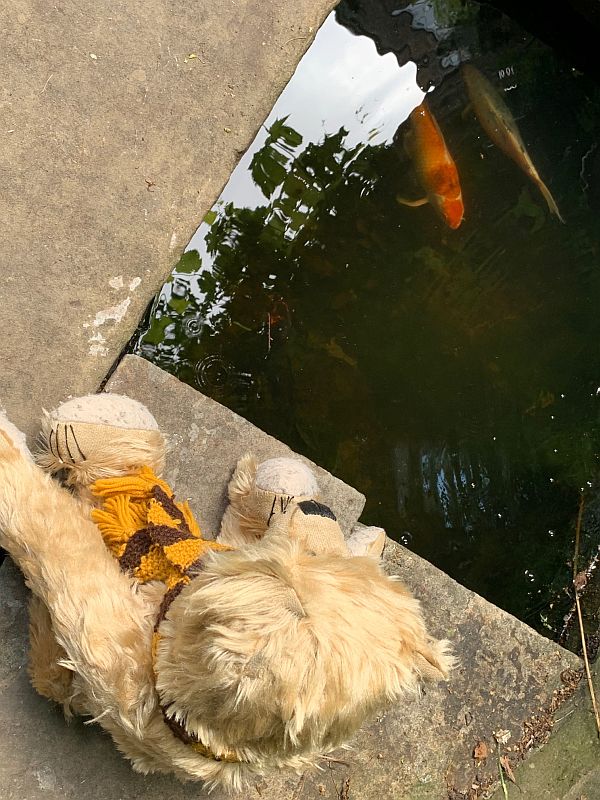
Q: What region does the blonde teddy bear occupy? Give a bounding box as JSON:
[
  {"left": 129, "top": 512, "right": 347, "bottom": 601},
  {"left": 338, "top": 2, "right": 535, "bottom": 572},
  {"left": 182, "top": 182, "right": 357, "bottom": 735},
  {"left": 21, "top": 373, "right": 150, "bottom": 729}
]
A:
[{"left": 0, "top": 393, "right": 452, "bottom": 790}]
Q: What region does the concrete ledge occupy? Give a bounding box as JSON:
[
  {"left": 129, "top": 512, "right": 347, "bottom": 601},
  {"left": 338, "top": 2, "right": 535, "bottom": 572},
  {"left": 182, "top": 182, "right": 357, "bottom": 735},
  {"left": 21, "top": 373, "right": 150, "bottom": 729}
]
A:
[{"left": 0, "top": 356, "right": 581, "bottom": 799}]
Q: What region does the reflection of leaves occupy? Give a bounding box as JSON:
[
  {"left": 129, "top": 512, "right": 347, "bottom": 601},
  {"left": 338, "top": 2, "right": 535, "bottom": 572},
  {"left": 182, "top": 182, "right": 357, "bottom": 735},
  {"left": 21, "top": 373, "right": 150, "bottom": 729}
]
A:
[
  {"left": 174, "top": 250, "right": 202, "bottom": 275},
  {"left": 510, "top": 187, "right": 545, "bottom": 233},
  {"left": 251, "top": 146, "right": 288, "bottom": 198},
  {"left": 251, "top": 117, "right": 303, "bottom": 198},
  {"left": 167, "top": 295, "right": 190, "bottom": 314},
  {"left": 140, "top": 314, "right": 172, "bottom": 345},
  {"left": 266, "top": 117, "right": 303, "bottom": 149},
  {"left": 198, "top": 270, "right": 217, "bottom": 295},
  {"left": 432, "top": 0, "right": 478, "bottom": 27}
]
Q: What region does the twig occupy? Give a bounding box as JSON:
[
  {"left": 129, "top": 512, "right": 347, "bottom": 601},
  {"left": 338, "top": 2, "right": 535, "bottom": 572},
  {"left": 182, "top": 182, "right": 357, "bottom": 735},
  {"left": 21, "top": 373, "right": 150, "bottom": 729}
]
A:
[
  {"left": 573, "top": 493, "right": 600, "bottom": 738},
  {"left": 267, "top": 312, "right": 272, "bottom": 352},
  {"left": 554, "top": 708, "right": 575, "bottom": 723},
  {"left": 339, "top": 777, "right": 351, "bottom": 800},
  {"left": 40, "top": 73, "right": 53, "bottom": 93},
  {"left": 573, "top": 493, "right": 584, "bottom": 582},
  {"left": 291, "top": 772, "right": 306, "bottom": 800},
  {"left": 283, "top": 35, "right": 310, "bottom": 48},
  {"left": 320, "top": 756, "right": 351, "bottom": 767}
]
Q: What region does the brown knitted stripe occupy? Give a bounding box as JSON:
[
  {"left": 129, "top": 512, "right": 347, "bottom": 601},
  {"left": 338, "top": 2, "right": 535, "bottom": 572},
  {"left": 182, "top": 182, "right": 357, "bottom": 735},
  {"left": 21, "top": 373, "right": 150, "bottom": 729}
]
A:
[
  {"left": 160, "top": 704, "right": 197, "bottom": 745},
  {"left": 152, "top": 485, "right": 187, "bottom": 527},
  {"left": 148, "top": 523, "right": 195, "bottom": 548},
  {"left": 154, "top": 582, "right": 186, "bottom": 630},
  {"left": 186, "top": 556, "right": 209, "bottom": 574},
  {"left": 119, "top": 529, "right": 153, "bottom": 572},
  {"left": 158, "top": 703, "right": 240, "bottom": 762}
]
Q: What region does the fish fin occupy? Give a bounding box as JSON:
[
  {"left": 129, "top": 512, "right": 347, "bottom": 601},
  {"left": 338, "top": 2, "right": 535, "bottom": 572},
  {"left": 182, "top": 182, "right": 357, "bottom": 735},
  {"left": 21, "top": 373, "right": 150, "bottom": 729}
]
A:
[
  {"left": 396, "top": 194, "right": 429, "bottom": 208},
  {"left": 461, "top": 103, "right": 473, "bottom": 121},
  {"left": 538, "top": 181, "right": 565, "bottom": 224}
]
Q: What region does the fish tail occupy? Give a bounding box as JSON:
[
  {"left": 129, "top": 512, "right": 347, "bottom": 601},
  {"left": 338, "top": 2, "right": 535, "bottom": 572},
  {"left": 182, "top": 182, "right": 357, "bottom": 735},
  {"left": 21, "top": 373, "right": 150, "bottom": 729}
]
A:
[{"left": 538, "top": 179, "right": 565, "bottom": 224}]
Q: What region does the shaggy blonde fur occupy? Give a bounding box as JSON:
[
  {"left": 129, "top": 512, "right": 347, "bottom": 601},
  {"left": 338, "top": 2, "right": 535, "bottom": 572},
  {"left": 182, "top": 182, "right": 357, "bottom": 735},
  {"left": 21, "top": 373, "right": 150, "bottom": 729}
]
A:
[{"left": 0, "top": 410, "right": 453, "bottom": 791}]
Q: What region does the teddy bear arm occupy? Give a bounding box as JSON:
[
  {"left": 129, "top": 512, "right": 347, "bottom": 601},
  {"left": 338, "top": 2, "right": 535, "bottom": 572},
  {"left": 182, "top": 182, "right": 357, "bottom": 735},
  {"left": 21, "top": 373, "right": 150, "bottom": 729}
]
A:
[{"left": 0, "top": 441, "right": 153, "bottom": 726}]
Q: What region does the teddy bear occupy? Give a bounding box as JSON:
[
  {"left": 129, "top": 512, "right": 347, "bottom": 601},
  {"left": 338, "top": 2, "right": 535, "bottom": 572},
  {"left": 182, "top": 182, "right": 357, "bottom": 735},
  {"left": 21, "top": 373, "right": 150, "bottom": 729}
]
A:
[{"left": 0, "top": 392, "right": 453, "bottom": 790}]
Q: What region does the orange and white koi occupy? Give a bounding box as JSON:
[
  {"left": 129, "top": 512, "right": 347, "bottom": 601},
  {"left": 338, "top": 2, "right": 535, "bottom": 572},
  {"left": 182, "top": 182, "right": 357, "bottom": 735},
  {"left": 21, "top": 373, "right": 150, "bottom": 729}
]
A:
[{"left": 399, "top": 100, "right": 464, "bottom": 230}]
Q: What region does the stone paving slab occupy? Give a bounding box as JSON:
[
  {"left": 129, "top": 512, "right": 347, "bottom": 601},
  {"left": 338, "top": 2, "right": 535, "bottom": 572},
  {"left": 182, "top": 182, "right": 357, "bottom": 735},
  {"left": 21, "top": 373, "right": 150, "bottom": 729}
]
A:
[
  {"left": 0, "top": 356, "right": 582, "bottom": 799},
  {"left": 0, "top": 0, "right": 334, "bottom": 443},
  {"left": 488, "top": 648, "right": 600, "bottom": 799}
]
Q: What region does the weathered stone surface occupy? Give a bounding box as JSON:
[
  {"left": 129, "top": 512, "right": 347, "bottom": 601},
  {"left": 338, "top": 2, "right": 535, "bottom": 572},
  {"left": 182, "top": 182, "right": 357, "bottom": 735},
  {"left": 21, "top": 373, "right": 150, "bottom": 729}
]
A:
[
  {"left": 0, "top": 356, "right": 582, "bottom": 800},
  {"left": 0, "top": 0, "right": 334, "bottom": 443},
  {"left": 489, "top": 650, "right": 600, "bottom": 799}
]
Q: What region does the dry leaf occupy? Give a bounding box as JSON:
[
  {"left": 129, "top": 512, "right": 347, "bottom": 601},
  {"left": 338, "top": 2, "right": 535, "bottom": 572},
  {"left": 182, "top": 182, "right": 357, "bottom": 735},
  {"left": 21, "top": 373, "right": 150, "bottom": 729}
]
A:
[
  {"left": 494, "top": 729, "right": 511, "bottom": 745},
  {"left": 340, "top": 777, "right": 351, "bottom": 800},
  {"left": 574, "top": 570, "right": 588, "bottom": 592},
  {"left": 500, "top": 755, "right": 516, "bottom": 784},
  {"left": 473, "top": 741, "right": 489, "bottom": 760}
]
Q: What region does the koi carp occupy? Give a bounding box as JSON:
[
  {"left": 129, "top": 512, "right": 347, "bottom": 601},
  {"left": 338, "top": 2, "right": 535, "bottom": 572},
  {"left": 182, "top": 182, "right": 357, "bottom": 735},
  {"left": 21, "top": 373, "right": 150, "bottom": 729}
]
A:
[
  {"left": 399, "top": 100, "right": 464, "bottom": 230},
  {"left": 462, "top": 63, "right": 564, "bottom": 223}
]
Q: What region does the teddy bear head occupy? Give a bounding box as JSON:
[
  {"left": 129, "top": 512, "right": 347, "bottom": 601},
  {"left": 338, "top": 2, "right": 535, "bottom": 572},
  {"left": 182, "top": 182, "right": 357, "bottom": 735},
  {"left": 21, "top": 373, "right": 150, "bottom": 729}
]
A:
[{"left": 153, "top": 531, "right": 444, "bottom": 766}]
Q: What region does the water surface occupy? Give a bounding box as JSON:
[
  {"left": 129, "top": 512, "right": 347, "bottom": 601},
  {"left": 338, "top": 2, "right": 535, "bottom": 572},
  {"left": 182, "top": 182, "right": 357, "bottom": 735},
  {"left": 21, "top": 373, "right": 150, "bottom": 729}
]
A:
[{"left": 132, "top": 0, "right": 600, "bottom": 638}]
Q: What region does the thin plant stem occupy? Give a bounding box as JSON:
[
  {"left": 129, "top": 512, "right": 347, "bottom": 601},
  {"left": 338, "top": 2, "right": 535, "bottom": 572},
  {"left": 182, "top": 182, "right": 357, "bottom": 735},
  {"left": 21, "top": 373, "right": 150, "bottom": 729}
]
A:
[
  {"left": 572, "top": 493, "right": 600, "bottom": 738},
  {"left": 497, "top": 749, "right": 509, "bottom": 800},
  {"left": 573, "top": 492, "right": 585, "bottom": 581}
]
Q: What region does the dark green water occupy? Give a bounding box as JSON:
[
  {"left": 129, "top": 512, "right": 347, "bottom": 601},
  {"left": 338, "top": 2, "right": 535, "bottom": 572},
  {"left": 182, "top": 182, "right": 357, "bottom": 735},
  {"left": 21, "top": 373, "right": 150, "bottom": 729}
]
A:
[{"left": 131, "top": 0, "right": 600, "bottom": 638}]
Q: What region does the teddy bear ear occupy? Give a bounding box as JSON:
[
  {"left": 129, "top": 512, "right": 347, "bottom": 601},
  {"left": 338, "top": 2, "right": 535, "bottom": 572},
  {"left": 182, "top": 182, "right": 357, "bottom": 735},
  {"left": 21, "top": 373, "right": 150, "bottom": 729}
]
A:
[{"left": 226, "top": 453, "right": 258, "bottom": 503}]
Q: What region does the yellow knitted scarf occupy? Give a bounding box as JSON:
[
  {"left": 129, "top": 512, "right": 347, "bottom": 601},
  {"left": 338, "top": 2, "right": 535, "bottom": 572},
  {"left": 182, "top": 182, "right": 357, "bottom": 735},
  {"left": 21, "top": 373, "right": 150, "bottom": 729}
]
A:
[
  {"left": 91, "top": 466, "right": 231, "bottom": 587},
  {"left": 90, "top": 467, "right": 239, "bottom": 762}
]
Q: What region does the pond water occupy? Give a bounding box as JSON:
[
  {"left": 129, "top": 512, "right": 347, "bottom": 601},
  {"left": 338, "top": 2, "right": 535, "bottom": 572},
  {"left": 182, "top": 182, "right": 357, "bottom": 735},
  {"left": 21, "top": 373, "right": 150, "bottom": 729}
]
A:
[{"left": 131, "top": 0, "right": 600, "bottom": 639}]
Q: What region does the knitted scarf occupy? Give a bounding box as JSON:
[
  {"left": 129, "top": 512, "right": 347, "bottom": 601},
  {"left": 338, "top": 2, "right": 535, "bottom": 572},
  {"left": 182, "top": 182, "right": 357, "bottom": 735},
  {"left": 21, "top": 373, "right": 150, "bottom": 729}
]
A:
[{"left": 90, "top": 467, "right": 239, "bottom": 762}]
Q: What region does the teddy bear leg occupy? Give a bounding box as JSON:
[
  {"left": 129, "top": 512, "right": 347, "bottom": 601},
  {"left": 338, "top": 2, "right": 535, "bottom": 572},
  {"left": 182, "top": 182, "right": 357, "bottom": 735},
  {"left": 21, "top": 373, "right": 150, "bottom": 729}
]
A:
[
  {"left": 27, "top": 594, "right": 75, "bottom": 713},
  {"left": 219, "top": 454, "right": 321, "bottom": 547},
  {"left": 346, "top": 523, "right": 386, "bottom": 558}
]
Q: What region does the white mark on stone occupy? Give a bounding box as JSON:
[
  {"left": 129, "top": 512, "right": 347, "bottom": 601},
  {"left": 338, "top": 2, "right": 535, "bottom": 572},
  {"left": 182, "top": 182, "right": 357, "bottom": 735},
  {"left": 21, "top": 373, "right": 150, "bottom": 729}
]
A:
[
  {"left": 109, "top": 275, "right": 124, "bottom": 290},
  {"left": 169, "top": 232, "right": 178, "bottom": 250},
  {"left": 88, "top": 331, "right": 108, "bottom": 357},
  {"left": 93, "top": 297, "right": 131, "bottom": 327},
  {"left": 129, "top": 276, "right": 141, "bottom": 291},
  {"left": 188, "top": 422, "right": 200, "bottom": 443},
  {"left": 35, "top": 767, "right": 57, "bottom": 791},
  {"left": 89, "top": 343, "right": 109, "bottom": 356}
]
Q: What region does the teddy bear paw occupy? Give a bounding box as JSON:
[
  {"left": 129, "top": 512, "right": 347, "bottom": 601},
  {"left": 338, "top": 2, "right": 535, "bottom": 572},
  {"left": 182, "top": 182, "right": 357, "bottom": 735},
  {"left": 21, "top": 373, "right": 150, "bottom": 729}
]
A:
[{"left": 347, "top": 523, "right": 386, "bottom": 558}]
